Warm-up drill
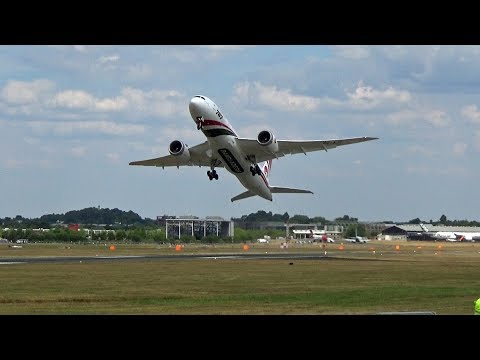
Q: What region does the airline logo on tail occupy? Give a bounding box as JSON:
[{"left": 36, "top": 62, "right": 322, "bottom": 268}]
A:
[{"left": 261, "top": 160, "right": 272, "bottom": 186}]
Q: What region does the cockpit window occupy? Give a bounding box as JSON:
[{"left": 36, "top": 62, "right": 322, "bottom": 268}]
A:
[{"left": 194, "top": 95, "right": 205, "bottom": 100}]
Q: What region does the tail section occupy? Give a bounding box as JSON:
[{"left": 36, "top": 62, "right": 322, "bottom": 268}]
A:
[
  {"left": 259, "top": 159, "right": 273, "bottom": 186},
  {"left": 260, "top": 159, "right": 313, "bottom": 194},
  {"left": 269, "top": 186, "right": 313, "bottom": 194},
  {"left": 231, "top": 190, "right": 256, "bottom": 202}
]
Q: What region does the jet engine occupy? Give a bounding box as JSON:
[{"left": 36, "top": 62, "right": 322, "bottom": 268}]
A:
[
  {"left": 257, "top": 130, "right": 279, "bottom": 153},
  {"left": 169, "top": 140, "right": 191, "bottom": 161}
]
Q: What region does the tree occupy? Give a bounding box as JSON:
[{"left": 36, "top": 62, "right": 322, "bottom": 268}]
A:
[
  {"left": 344, "top": 224, "right": 366, "bottom": 238},
  {"left": 439, "top": 214, "right": 447, "bottom": 224}
]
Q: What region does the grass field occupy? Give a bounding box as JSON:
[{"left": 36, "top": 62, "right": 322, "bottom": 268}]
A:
[{"left": 0, "top": 240, "right": 479, "bottom": 314}]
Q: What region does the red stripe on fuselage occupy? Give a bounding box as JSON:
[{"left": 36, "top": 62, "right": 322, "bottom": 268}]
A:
[{"left": 202, "top": 119, "right": 237, "bottom": 136}]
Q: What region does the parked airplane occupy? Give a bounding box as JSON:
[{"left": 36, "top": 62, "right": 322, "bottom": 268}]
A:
[
  {"left": 129, "top": 95, "right": 378, "bottom": 202},
  {"left": 433, "top": 231, "right": 457, "bottom": 241},
  {"left": 308, "top": 229, "right": 334, "bottom": 243},
  {"left": 454, "top": 232, "right": 480, "bottom": 242},
  {"left": 344, "top": 236, "right": 370, "bottom": 243}
]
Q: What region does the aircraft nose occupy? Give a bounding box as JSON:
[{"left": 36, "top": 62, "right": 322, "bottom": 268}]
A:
[{"left": 189, "top": 96, "right": 204, "bottom": 118}]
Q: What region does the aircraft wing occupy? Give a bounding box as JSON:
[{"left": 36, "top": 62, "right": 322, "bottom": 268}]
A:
[
  {"left": 236, "top": 136, "right": 378, "bottom": 163},
  {"left": 129, "top": 141, "right": 223, "bottom": 168}
]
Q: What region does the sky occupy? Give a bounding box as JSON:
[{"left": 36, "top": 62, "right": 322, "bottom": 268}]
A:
[{"left": 0, "top": 45, "right": 479, "bottom": 223}]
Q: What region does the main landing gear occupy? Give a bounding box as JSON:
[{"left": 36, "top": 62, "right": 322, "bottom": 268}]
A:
[
  {"left": 250, "top": 164, "right": 262, "bottom": 176},
  {"left": 246, "top": 155, "right": 262, "bottom": 176},
  {"left": 207, "top": 159, "right": 221, "bottom": 181},
  {"left": 207, "top": 169, "right": 218, "bottom": 180}
]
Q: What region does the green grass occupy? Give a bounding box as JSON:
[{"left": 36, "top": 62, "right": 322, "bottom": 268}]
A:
[{"left": 0, "top": 241, "right": 479, "bottom": 314}]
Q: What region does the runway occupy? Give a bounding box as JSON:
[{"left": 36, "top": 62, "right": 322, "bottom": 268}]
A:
[{"left": 0, "top": 252, "right": 375, "bottom": 265}]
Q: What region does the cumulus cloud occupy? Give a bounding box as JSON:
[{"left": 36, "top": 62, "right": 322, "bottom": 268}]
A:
[
  {"left": 73, "top": 45, "right": 87, "bottom": 52},
  {"left": 71, "top": 146, "right": 87, "bottom": 157},
  {"left": 387, "top": 108, "right": 449, "bottom": 128},
  {"left": 461, "top": 104, "right": 480, "bottom": 123},
  {"left": 233, "top": 81, "right": 321, "bottom": 111},
  {"left": 232, "top": 81, "right": 412, "bottom": 113},
  {"left": 27, "top": 121, "right": 145, "bottom": 136},
  {"left": 98, "top": 55, "right": 119, "bottom": 64},
  {"left": 106, "top": 153, "right": 120, "bottom": 163},
  {"left": 407, "top": 145, "right": 436, "bottom": 158},
  {"left": 346, "top": 83, "right": 411, "bottom": 109},
  {"left": 1, "top": 79, "right": 55, "bottom": 105},
  {"left": 49, "top": 87, "right": 184, "bottom": 116}
]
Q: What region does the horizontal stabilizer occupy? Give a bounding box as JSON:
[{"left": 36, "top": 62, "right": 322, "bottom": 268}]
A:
[
  {"left": 231, "top": 190, "right": 256, "bottom": 202},
  {"left": 270, "top": 186, "right": 313, "bottom": 194}
]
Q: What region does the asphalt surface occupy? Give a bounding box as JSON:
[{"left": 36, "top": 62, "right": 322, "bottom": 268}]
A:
[{"left": 0, "top": 252, "right": 375, "bottom": 265}]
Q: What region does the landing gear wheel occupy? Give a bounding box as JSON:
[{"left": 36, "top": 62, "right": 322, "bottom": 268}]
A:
[
  {"left": 207, "top": 169, "right": 218, "bottom": 180},
  {"left": 250, "top": 166, "right": 256, "bottom": 176},
  {"left": 196, "top": 117, "right": 204, "bottom": 130},
  {"left": 255, "top": 165, "right": 262, "bottom": 175}
]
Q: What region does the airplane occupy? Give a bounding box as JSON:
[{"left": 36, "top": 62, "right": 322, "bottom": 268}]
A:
[
  {"left": 432, "top": 231, "right": 457, "bottom": 241},
  {"left": 129, "top": 95, "right": 379, "bottom": 202},
  {"left": 454, "top": 232, "right": 480, "bottom": 242},
  {"left": 308, "top": 229, "right": 335, "bottom": 243},
  {"left": 344, "top": 236, "right": 370, "bottom": 243}
]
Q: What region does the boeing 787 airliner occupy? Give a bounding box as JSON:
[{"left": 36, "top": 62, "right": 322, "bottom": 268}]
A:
[{"left": 129, "top": 95, "right": 378, "bottom": 202}]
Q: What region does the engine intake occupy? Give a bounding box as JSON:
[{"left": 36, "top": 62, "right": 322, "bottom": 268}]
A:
[
  {"left": 257, "top": 130, "right": 279, "bottom": 153},
  {"left": 169, "top": 140, "right": 191, "bottom": 161}
]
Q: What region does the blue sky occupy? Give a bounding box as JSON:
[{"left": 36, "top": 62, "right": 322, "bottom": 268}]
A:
[{"left": 1, "top": 45, "right": 479, "bottom": 223}]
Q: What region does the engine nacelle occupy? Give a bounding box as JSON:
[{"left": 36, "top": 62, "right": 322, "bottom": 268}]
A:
[
  {"left": 257, "top": 130, "right": 279, "bottom": 153},
  {"left": 169, "top": 140, "right": 191, "bottom": 161}
]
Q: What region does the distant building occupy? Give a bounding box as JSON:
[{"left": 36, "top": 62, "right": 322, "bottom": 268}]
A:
[{"left": 163, "top": 216, "right": 234, "bottom": 240}]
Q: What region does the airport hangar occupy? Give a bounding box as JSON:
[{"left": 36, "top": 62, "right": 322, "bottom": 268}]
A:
[
  {"left": 378, "top": 224, "right": 480, "bottom": 241},
  {"left": 157, "top": 215, "right": 390, "bottom": 241}
]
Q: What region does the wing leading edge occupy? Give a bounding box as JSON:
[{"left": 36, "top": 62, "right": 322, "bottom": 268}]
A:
[
  {"left": 236, "top": 136, "right": 378, "bottom": 163},
  {"left": 129, "top": 141, "right": 222, "bottom": 168}
]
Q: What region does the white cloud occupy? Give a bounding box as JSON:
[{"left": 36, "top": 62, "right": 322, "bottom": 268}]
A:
[
  {"left": 98, "top": 55, "right": 119, "bottom": 64},
  {"left": 233, "top": 81, "right": 320, "bottom": 111},
  {"left": 106, "top": 153, "right": 120, "bottom": 163},
  {"left": 347, "top": 83, "right": 411, "bottom": 109},
  {"left": 461, "top": 104, "right": 480, "bottom": 124},
  {"left": 452, "top": 142, "right": 467, "bottom": 156},
  {"left": 407, "top": 145, "right": 436, "bottom": 158},
  {"left": 71, "top": 146, "right": 87, "bottom": 157},
  {"left": 1, "top": 79, "right": 55, "bottom": 105},
  {"left": 73, "top": 45, "right": 87, "bottom": 52},
  {"left": 425, "top": 110, "right": 450, "bottom": 127},
  {"left": 27, "top": 121, "right": 145, "bottom": 136},
  {"left": 23, "top": 136, "right": 40, "bottom": 145},
  {"left": 333, "top": 45, "right": 370, "bottom": 59},
  {"left": 386, "top": 110, "right": 419, "bottom": 125},
  {"left": 203, "top": 45, "right": 254, "bottom": 51},
  {"left": 51, "top": 90, "right": 95, "bottom": 109}
]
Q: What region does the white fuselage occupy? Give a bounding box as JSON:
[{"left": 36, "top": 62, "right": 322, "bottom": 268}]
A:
[{"left": 188, "top": 95, "right": 272, "bottom": 200}]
